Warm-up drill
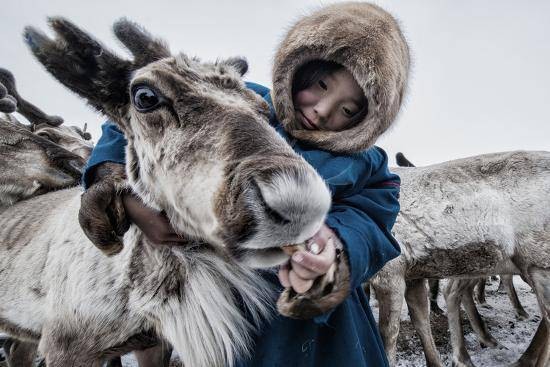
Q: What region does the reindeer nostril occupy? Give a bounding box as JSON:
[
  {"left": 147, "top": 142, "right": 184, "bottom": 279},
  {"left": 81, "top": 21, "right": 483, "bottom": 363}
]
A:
[
  {"left": 264, "top": 202, "right": 291, "bottom": 225},
  {"left": 251, "top": 179, "right": 291, "bottom": 225}
]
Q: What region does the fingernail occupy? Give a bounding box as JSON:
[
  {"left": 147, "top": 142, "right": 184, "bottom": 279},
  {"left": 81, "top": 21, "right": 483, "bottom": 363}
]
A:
[
  {"left": 309, "top": 242, "right": 320, "bottom": 255},
  {"left": 293, "top": 253, "right": 304, "bottom": 263}
]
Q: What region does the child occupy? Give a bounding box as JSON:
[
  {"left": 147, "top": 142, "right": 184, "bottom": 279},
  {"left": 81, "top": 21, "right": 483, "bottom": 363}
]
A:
[{"left": 80, "top": 2, "right": 409, "bottom": 366}]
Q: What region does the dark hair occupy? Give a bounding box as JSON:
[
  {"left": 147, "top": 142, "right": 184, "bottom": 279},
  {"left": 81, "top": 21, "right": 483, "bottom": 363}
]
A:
[
  {"left": 291, "top": 60, "right": 368, "bottom": 126},
  {"left": 292, "top": 60, "right": 344, "bottom": 94}
]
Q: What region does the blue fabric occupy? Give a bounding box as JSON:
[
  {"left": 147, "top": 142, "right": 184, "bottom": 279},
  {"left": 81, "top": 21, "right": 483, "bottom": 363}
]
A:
[{"left": 82, "top": 82, "right": 401, "bottom": 367}]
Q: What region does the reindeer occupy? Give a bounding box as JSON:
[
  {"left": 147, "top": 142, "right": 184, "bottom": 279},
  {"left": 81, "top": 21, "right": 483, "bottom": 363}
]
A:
[
  {"left": 0, "top": 115, "right": 83, "bottom": 207},
  {"left": 390, "top": 153, "right": 532, "bottom": 366},
  {"left": 0, "top": 68, "right": 94, "bottom": 161},
  {"left": 397, "top": 153, "right": 529, "bottom": 321},
  {"left": 0, "top": 18, "right": 339, "bottom": 367},
  {"left": 370, "top": 150, "right": 550, "bottom": 367},
  {"left": 0, "top": 80, "right": 84, "bottom": 367}
]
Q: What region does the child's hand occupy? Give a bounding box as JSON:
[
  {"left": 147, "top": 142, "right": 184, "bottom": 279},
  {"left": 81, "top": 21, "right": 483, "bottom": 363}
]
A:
[
  {"left": 122, "top": 193, "right": 187, "bottom": 246},
  {"left": 278, "top": 224, "right": 337, "bottom": 293}
]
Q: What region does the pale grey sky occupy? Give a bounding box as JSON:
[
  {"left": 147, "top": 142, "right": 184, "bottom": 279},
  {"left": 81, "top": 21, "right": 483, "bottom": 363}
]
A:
[{"left": 2, "top": 0, "right": 549, "bottom": 166}]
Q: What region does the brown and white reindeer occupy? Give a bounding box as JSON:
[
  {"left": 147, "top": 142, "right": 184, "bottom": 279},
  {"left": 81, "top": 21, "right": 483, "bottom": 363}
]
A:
[
  {"left": 370, "top": 151, "right": 550, "bottom": 367},
  {"left": 0, "top": 112, "right": 84, "bottom": 207},
  {"left": 0, "top": 17, "right": 343, "bottom": 367},
  {"left": 0, "top": 67, "right": 94, "bottom": 161},
  {"left": 0, "top": 80, "right": 85, "bottom": 367}
]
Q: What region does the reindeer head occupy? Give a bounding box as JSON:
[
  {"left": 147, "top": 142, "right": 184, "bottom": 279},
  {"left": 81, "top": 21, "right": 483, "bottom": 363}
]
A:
[
  {"left": 0, "top": 67, "right": 94, "bottom": 161},
  {"left": 0, "top": 117, "right": 84, "bottom": 207},
  {"left": 25, "top": 18, "right": 331, "bottom": 265},
  {"left": 33, "top": 123, "right": 93, "bottom": 161}
]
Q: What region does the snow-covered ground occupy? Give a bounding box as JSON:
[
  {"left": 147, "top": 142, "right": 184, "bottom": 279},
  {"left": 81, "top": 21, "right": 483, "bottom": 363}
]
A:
[
  {"left": 370, "top": 276, "right": 541, "bottom": 367},
  {"left": 1, "top": 276, "right": 541, "bottom": 367}
]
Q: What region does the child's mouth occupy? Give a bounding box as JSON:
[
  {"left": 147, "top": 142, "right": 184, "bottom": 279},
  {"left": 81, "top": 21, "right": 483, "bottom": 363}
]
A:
[{"left": 297, "top": 110, "right": 317, "bottom": 130}]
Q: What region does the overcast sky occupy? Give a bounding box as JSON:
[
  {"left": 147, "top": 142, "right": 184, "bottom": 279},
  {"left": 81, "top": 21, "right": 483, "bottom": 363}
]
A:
[{"left": 2, "top": 0, "right": 549, "bottom": 166}]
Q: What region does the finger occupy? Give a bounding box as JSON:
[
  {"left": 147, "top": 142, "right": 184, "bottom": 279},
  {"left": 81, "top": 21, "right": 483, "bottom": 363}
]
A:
[
  {"left": 290, "top": 261, "right": 321, "bottom": 279},
  {"left": 307, "top": 224, "right": 335, "bottom": 253},
  {"left": 289, "top": 270, "right": 314, "bottom": 294},
  {"left": 278, "top": 262, "right": 291, "bottom": 288},
  {"left": 306, "top": 240, "right": 323, "bottom": 255},
  {"left": 292, "top": 249, "right": 332, "bottom": 274}
]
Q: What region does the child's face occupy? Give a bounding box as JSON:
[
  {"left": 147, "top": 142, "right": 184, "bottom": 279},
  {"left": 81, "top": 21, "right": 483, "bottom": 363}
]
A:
[{"left": 293, "top": 68, "right": 365, "bottom": 132}]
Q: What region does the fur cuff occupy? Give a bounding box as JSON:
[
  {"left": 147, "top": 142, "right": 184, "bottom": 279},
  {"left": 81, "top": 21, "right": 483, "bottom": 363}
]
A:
[
  {"left": 79, "top": 162, "right": 131, "bottom": 256},
  {"left": 277, "top": 246, "right": 351, "bottom": 319}
]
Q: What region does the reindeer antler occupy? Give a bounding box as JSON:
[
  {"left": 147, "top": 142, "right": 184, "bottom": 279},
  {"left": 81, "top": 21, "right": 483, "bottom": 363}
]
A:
[
  {"left": 113, "top": 18, "right": 170, "bottom": 67},
  {"left": 0, "top": 80, "right": 17, "bottom": 113},
  {"left": 0, "top": 68, "right": 63, "bottom": 126},
  {"left": 24, "top": 17, "right": 137, "bottom": 124}
]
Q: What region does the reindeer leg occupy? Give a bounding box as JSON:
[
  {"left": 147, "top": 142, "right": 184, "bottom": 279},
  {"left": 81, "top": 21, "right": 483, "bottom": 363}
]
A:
[
  {"left": 474, "top": 278, "right": 487, "bottom": 305},
  {"left": 405, "top": 279, "right": 443, "bottom": 367},
  {"left": 363, "top": 282, "right": 372, "bottom": 302},
  {"left": 373, "top": 275, "right": 406, "bottom": 366},
  {"left": 444, "top": 279, "right": 476, "bottom": 367},
  {"left": 428, "top": 279, "right": 445, "bottom": 315},
  {"left": 5, "top": 340, "right": 37, "bottom": 367},
  {"left": 527, "top": 268, "right": 549, "bottom": 367},
  {"left": 461, "top": 281, "right": 499, "bottom": 348},
  {"left": 502, "top": 275, "right": 529, "bottom": 320},
  {"left": 511, "top": 268, "right": 549, "bottom": 367}
]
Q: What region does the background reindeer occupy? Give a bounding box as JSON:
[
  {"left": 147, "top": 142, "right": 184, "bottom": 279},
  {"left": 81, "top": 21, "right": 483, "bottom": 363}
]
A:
[
  {"left": 0, "top": 67, "right": 169, "bottom": 367},
  {"left": 0, "top": 17, "right": 337, "bottom": 367},
  {"left": 391, "top": 153, "right": 533, "bottom": 366},
  {"left": 0, "top": 68, "right": 93, "bottom": 161},
  {"left": 0, "top": 77, "right": 85, "bottom": 367},
  {"left": 397, "top": 152, "right": 529, "bottom": 321},
  {"left": 371, "top": 150, "right": 550, "bottom": 367}
]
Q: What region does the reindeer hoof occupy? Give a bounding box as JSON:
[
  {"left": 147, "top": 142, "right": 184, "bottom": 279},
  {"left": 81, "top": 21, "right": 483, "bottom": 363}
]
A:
[{"left": 277, "top": 250, "right": 350, "bottom": 319}]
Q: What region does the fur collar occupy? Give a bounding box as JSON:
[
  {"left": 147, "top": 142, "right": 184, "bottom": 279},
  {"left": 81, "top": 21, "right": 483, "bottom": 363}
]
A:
[{"left": 272, "top": 2, "right": 410, "bottom": 153}]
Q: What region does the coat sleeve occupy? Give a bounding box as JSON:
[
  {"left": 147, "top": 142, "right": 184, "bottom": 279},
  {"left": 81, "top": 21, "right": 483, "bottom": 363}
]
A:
[
  {"left": 324, "top": 148, "right": 401, "bottom": 292},
  {"left": 82, "top": 122, "right": 127, "bottom": 189}
]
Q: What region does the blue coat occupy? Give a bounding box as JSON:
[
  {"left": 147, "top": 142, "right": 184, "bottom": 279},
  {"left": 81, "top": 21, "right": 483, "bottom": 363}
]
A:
[{"left": 83, "top": 82, "right": 401, "bottom": 367}]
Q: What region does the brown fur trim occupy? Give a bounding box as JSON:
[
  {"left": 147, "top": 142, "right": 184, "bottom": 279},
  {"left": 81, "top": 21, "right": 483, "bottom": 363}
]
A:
[
  {"left": 78, "top": 162, "right": 130, "bottom": 256},
  {"left": 272, "top": 2, "right": 410, "bottom": 153},
  {"left": 276, "top": 248, "right": 351, "bottom": 319}
]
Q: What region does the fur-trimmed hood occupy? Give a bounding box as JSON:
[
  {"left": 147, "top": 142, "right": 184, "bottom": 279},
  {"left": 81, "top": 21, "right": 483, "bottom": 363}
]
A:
[{"left": 272, "top": 2, "right": 410, "bottom": 153}]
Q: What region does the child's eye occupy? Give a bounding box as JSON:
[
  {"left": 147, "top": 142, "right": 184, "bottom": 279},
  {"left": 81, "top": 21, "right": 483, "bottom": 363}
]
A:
[
  {"left": 342, "top": 107, "right": 354, "bottom": 117},
  {"left": 318, "top": 80, "right": 327, "bottom": 90}
]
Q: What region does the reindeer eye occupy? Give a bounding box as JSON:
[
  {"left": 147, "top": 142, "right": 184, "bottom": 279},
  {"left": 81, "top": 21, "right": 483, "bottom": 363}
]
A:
[{"left": 132, "top": 86, "right": 162, "bottom": 112}]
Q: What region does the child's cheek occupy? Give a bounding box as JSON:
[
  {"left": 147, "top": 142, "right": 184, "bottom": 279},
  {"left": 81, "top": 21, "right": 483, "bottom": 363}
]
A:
[{"left": 294, "top": 88, "right": 318, "bottom": 107}]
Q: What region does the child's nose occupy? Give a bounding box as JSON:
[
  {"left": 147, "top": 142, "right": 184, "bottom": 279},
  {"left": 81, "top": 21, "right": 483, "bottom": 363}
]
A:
[{"left": 313, "top": 100, "right": 332, "bottom": 122}]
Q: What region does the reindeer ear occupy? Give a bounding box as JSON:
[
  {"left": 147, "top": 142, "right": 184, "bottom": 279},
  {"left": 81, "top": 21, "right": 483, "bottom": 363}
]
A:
[
  {"left": 113, "top": 18, "right": 170, "bottom": 67},
  {"left": 225, "top": 57, "right": 248, "bottom": 76},
  {"left": 24, "top": 18, "right": 133, "bottom": 126}
]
